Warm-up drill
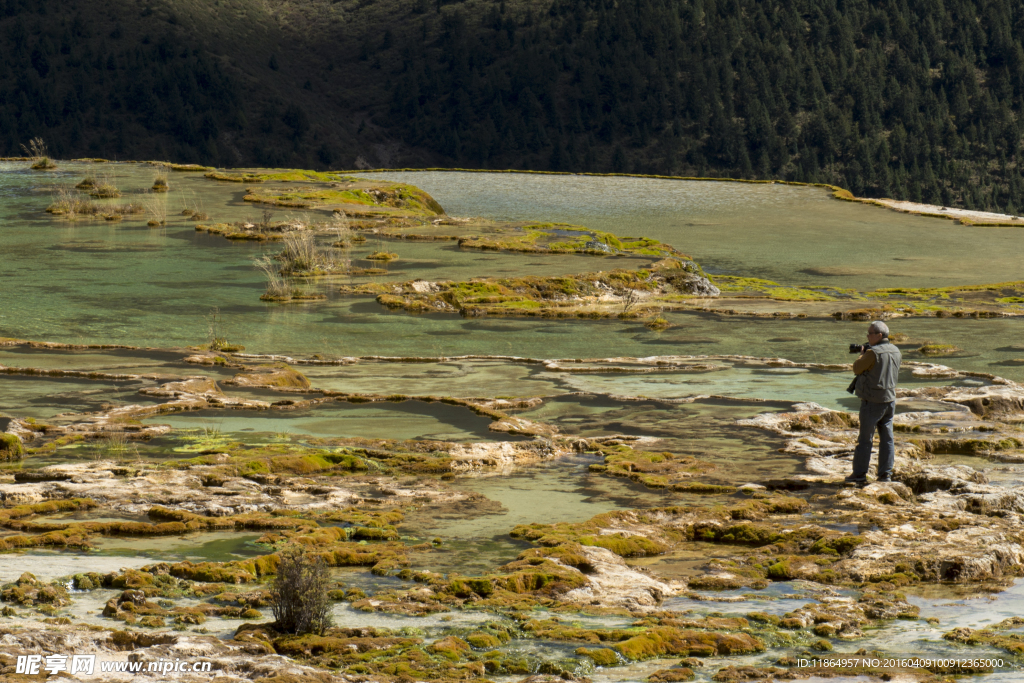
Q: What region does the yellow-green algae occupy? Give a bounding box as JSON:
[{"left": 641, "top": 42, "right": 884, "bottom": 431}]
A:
[
  {"left": 457, "top": 223, "right": 685, "bottom": 258},
  {"left": 242, "top": 185, "right": 444, "bottom": 217},
  {"left": 349, "top": 265, "right": 709, "bottom": 319}
]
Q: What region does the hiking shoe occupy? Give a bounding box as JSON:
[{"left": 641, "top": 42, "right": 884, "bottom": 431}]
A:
[
  {"left": 843, "top": 475, "right": 867, "bottom": 486},
  {"left": 876, "top": 475, "right": 893, "bottom": 483}
]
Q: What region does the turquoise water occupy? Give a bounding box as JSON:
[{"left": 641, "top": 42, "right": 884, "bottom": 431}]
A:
[
  {"left": 0, "top": 162, "right": 1021, "bottom": 385},
  {"left": 362, "top": 171, "right": 1024, "bottom": 290},
  {"left": 4, "top": 162, "right": 1024, "bottom": 681},
  {"left": 143, "top": 400, "right": 510, "bottom": 442},
  {"left": 0, "top": 374, "right": 157, "bottom": 419}
]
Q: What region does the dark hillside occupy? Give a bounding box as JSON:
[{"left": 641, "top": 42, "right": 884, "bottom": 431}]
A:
[
  {"left": 3, "top": 0, "right": 1023, "bottom": 212},
  {"left": 0, "top": 0, "right": 382, "bottom": 167}
]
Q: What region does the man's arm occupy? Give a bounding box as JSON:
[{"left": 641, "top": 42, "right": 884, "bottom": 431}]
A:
[{"left": 852, "top": 348, "right": 876, "bottom": 375}]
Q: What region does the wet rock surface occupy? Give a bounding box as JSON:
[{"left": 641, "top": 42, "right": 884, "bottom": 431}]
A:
[{"left": 3, "top": 343, "right": 1024, "bottom": 682}]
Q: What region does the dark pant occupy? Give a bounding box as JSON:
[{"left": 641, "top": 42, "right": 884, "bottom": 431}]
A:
[{"left": 852, "top": 400, "right": 896, "bottom": 479}]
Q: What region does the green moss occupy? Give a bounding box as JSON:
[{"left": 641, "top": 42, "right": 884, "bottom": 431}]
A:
[
  {"left": 644, "top": 317, "right": 671, "bottom": 330},
  {"left": 809, "top": 535, "right": 865, "bottom": 556},
  {"left": 428, "top": 636, "right": 471, "bottom": 661},
  {"left": 614, "top": 627, "right": 763, "bottom": 661},
  {"left": 918, "top": 344, "right": 961, "bottom": 356},
  {"left": 0, "top": 433, "right": 24, "bottom": 460},
  {"left": 695, "top": 524, "right": 782, "bottom": 546},
  {"left": 575, "top": 647, "right": 620, "bottom": 667},
  {"left": 465, "top": 633, "right": 502, "bottom": 649},
  {"left": 746, "top": 612, "right": 781, "bottom": 626},
  {"left": 448, "top": 577, "right": 496, "bottom": 598},
  {"left": 458, "top": 224, "right": 682, "bottom": 258},
  {"left": 241, "top": 181, "right": 443, "bottom": 216},
  {"left": 672, "top": 482, "right": 736, "bottom": 494},
  {"left": 711, "top": 276, "right": 839, "bottom": 301},
  {"left": 944, "top": 618, "right": 1024, "bottom": 656}
]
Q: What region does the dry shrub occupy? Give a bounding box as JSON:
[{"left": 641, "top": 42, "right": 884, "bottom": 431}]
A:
[
  {"left": 255, "top": 256, "right": 292, "bottom": 300},
  {"left": 280, "top": 230, "right": 345, "bottom": 273},
  {"left": 102, "top": 431, "right": 129, "bottom": 455},
  {"left": 144, "top": 196, "right": 168, "bottom": 226},
  {"left": 111, "top": 202, "right": 146, "bottom": 216},
  {"left": 271, "top": 550, "right": 333, "bottom": 635},
  {"left": 47, "top": 186, "right": 100, "bottom": 218},
  {"left": 152, "top": 175, "right": 169, "bottom": 192}
]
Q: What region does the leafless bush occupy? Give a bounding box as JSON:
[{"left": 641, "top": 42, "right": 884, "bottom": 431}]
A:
[
  {"left": 331, "top": 211, "right": 352, "bottom": 246},
  {"left": 620, "top": 289, "right": 642, "bottom": 314},
  {"left": 255, "top": 256, "right": 293, "bottom": 300},
  {"left": 152, "top": 175, "right": 169, "bottom": 192},
  {"left": 272, "top": 550, "right": 333, "bottom": 635},
  {"left": 259, "top": 208, "right": 274, "bottom": 232}
]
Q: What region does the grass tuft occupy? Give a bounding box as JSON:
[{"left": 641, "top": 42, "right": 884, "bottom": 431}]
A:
[{"left": 47, "top": 186, "right": 100, "bottom": 218}]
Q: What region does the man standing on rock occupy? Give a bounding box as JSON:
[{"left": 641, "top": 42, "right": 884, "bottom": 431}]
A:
[{"left": 845, "top": 321, "right": 902, "bottom": 486}]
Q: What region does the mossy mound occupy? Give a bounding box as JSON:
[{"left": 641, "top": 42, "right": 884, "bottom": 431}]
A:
[
  {"left": 243, "top": 182, "right": 444, "bottom": 217},
  {"left": 713, "top": 275, "right": 842, "bottom": 302},
  {"left": 1, "top": 572, "right": 71, "bottom": 607},
  {"left": 588, "top": 444, "right": 717, "bottom": 491},
  {"left": 90, "top": 183, "right": 121, "bottom": 199},
  {"left": 0, "top": 433, "right": 24, "bottom": 460},
  {"left": 619, "top": 628, "right": 762, "bottom": 660},
  {"left": 236, "top": 624, "right": 493, "bottom": 679},
  {"left": 540, "top": 625, "right": 761, "bottom": 661},
  {"left": 351, "top": 268, "right": 713, "bottom": 319},
  {"left": 918, "top": 343, "right": 962, "bottom": 355},
  {"left": 944, "top": 617, "right": 1024, "bottom": 656},
  {"left": 458, "top": 223, "right": 684, "bottom": 258},
  {"left": 644, "top": 317, "right": 672, "bottom": 330},
  {"left": 575, "top": 647, "right": 621, "bottom": 667},
  {"left": 30, "top": 157, "right": 57, "bottom": 170}
]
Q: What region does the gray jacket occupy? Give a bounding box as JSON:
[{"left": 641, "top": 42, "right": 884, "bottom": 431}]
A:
[{"left": 855, "top": 340, "right": 902, "bottom": 403}]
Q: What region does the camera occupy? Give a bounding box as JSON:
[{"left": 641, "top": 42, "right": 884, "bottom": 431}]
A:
[{"left": 849, "top": 343, "right": 869, "bottom": 354}]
